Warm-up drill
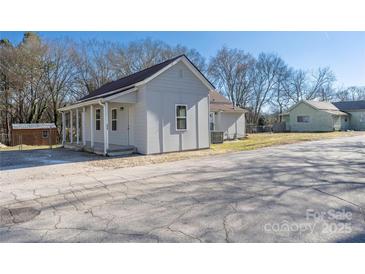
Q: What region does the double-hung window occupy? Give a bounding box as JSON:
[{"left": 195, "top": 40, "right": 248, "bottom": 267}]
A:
[
  {"left": 297, "top": 115, "right": 310, "bottom": 123},
  {"left": 111, "top": 109, "right": 117, "bottom": 131},
  {"left": 176, "top": 105, "right": 187, "bottom": 131},
  {"left": 95, "top": 109, "right": 101, "bottom": 130}
]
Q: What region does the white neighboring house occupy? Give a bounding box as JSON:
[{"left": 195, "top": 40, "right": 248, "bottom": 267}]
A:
[
  {"left": 209, "top": 90, "right": 247, "bottom": 140},
  {"left": 58, "top": 55, "right": 215, "bottom": 155}
]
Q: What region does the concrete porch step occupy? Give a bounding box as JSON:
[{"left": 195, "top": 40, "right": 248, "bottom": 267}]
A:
[
  {"left": 107, "top": 145, "right": 136, "bottom": 156},
  {"left": 85, "top": 145, "right": 136, "bottom": 156},
  {"left": 65, "top": 142, "right": 136, "bottom": 156},
  {"left": 107, "top": 148, "right": 136, "bottom": 156},
  {"left": 64, "top": 143, "right": 84, "bottom": 151}
]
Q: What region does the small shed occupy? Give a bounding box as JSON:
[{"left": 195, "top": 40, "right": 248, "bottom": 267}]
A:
[{"left": 11, "top": 123, "right": 59, "bottom": 146}]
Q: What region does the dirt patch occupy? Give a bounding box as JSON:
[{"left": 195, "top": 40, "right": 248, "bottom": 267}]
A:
[{"left": 89, "top": 148, "right": 221, "bottom": 169}]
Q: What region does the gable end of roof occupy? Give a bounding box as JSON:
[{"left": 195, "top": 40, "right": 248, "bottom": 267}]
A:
[{"left": 78, "top": 55, "right": 214, "bottom": 103}]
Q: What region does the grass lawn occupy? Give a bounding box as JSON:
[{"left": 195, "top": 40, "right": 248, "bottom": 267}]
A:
[
  {"left": 90, "top": 131, "right": 364, "bottom": 169},
  {"left": 211, "top": 131, "right": 363, "bottom": 153},
  {"left": 0, "top": 144, "right": 62, "bottom": 151}
]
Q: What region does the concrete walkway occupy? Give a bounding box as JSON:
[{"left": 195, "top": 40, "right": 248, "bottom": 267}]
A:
[{"left": 1, "top": 135, "right": 365, "bottom": 242}]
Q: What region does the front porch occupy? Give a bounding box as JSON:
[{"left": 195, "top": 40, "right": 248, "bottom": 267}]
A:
[{"left": 59, "top": 88, "right": 138, "bottom": 156}]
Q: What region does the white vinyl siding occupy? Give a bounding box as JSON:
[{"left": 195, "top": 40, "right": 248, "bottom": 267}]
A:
[
  {"left": 215, "top": 112, "right": 246, "bottom": 140},
  {"left": 131, "top": 86, "right": 148, "bottom": 153},
  {"left": 145, "top": 61, "right": 210, "bottom": 154},
  {"left": 82, "top": 103, "right": 131, "bottom": 146},
  {"left": 79, "top": 60, "right": 211, "bottom": 155}
]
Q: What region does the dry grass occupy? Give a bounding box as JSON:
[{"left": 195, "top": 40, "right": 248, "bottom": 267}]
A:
[
  {"left": 91, "top": 131, "right": 364, "bottom": 169},
  {"left": 211, "top": 131, "right": 363, "bottom": 153},
  {"left": 0, "top": 144, "right": 62, "bottom": 151}
]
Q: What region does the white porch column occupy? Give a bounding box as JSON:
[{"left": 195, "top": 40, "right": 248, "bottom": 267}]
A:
[
  {"left": 103, "top": 102, "right": 109, "bottom": 155},
  {"left": 76, "top": 108, "right": 80, "bottom": 144},
  {"left": 69, "top": 110, "right": 73, "bottom": 144},
  {"left": 62, "top": 112, "right": 66, "bottom": 145},
  {"left": 90, "top": 105, "right": 94, "bottom": 148},
  {"left": 82, "top": 107, "right": 86, "bottom": 146}
]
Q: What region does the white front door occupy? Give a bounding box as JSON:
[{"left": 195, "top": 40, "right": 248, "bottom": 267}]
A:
[{"left": 109, "top": 104, "right": 130, "bottom": 145}]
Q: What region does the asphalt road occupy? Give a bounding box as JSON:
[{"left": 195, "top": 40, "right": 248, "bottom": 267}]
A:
[{"left": 1, "top": 135, "right": 365, "bottom": 242}]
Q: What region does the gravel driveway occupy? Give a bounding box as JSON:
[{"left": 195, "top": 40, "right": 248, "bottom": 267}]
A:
[{"left": 1, "top": 135, "right": 365, "bottom": 242}]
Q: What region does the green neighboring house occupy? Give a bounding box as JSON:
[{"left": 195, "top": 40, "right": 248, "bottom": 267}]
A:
[{"left": 282, "top": 100, "right": 365, "bottom": 132}]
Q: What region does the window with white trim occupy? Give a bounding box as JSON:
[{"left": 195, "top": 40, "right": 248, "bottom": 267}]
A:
[
  {"left": 176, "top": 105, "right": 187, "bottom": 130},
  {"left": 297, "top": 115, "right": 310, "bottom": 123},
  {"left": 209, "top": 112, "right": 215, "bottom": 131},
  {"left": 111, "top": 109, "right": 117, "bottom": 131},
  {"left": 95, "top": 109, "right": 101, "bottom": 130}
]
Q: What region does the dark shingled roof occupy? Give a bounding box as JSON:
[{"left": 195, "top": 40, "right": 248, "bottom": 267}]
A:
[
  {"left": 79, "top": 54, "right": 214, "bottom": 102},
  {"left": 332, "top": 100, "right": 365, "bottom": 111}
]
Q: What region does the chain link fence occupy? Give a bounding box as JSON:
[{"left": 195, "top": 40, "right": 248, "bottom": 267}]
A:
[
  {"left": 246, "top": 122, "right": 287, "bottom": 134},
  {"left": 0, "top": 130, "right": 60, "bottom": 150}
]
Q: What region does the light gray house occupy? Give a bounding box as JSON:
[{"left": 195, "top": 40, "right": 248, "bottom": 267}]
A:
[
  {"left": 58, "top": 55, "right": 215, "bottom": 155},
  {"left": 209, "top": 90, "right": 247, "bottom": 140},
  {"left": 282, "top": 100, "right": 365, "bottom": 132}
]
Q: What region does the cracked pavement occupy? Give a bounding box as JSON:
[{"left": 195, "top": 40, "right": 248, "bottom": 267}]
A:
[{"left": 1, "top": 135, "right": 365, "bottom": 242}]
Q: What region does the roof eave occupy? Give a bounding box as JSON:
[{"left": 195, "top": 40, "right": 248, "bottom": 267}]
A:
[{"left": 58, "top": 87, "right": 137, "bottom": 112}]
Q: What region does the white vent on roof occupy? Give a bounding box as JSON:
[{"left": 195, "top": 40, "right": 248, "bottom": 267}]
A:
[{"left": 179, "top": 69, "right": 184, "bottom": 78}]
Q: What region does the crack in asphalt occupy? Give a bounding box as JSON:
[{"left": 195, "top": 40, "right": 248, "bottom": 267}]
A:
[
  {"left": 312, "top": 187, "right": 365, "bottom": 224},
  {"left": 1, "top": 135, "right": 365, "bottom": 242}
]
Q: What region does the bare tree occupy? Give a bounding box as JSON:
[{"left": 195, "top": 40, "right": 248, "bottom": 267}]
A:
[
  {"left": 309, "top": 67, "right": 336, "bottom": 101},
  {"left": 170, "top": 45, "right": 206, "bottom": 72},
  {"left": 285, "top": 69, "right": 307, "bottom": 103},
  {"left": 208, "top": 47, "right": 255, "bottom": 108},
  {"left": 286, "top": 67, "right": 336, "bottom": 104},
  {"left": 270, "top": 65, "right": 292, "bottom": 121},
  {"left": 250, "top": 53, "right": 287, "bottom": 124},
  {"left": 3, "top": 32, "right": 50, "bottom": 123},
  {"left": 43, "top": 39, "right": 77, "bottom": 127},
  {"left": 0, "top": 38, "right": 14, "bottom": 140},
  {"left": 108, "top": 38, "right": 206, "bottom": 78},
  {"left": 334, "top": 86, "right": 365, "bottom": 101},
  {"left": 72, "top": 39, "right": 116, "bottom": 97}
]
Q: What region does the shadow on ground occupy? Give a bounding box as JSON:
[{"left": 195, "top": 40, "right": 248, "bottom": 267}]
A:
[{"left": 0, "top": 147, "right": 142, "bottom": 171}]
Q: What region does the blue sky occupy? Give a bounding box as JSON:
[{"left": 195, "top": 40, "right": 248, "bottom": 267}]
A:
[{"left": 1, "top": 31, "right": 364, "bottom": 87}]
